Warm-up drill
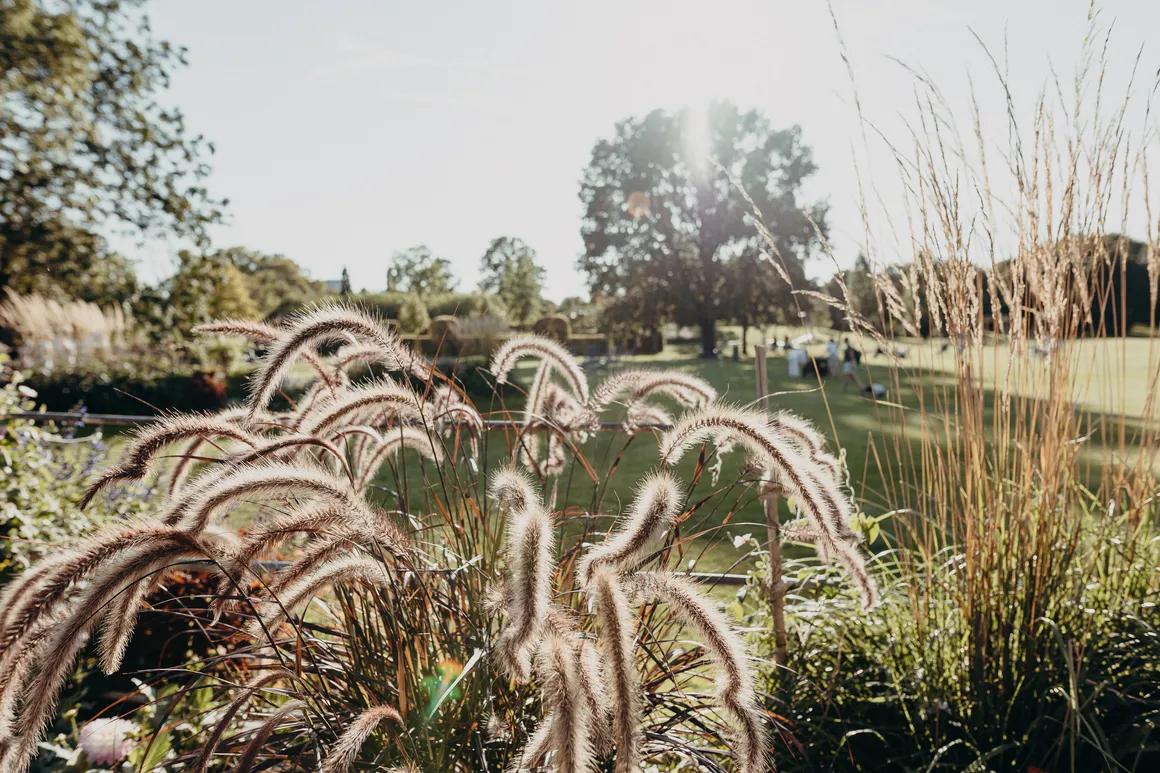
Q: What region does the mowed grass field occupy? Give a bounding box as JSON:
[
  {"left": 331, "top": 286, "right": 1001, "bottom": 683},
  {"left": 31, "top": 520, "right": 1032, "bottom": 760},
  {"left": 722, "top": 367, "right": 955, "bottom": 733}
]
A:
[{"left": 100, "top": 333, "right": 1159, "bottom": 572}]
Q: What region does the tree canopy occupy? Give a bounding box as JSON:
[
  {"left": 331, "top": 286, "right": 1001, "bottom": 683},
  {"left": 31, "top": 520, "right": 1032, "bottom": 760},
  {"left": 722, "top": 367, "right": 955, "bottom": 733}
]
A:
[
  {"left": 579, "top": 102, "right": 827, "bottom": 356},
  {"left": 222, "top": 248, "right": 326, "bottom": 319},
  {"left": 387, "top": 245, "right": 457, "bottom": 296},
  {"left": 166, "top": 251, "right": 258, "bottom": 330},
  {"left": 0, "top": 0, "right": 224, "bottom": 304},
  {"left": 478, "top": 236, "right": 545, "bottom": 326}
]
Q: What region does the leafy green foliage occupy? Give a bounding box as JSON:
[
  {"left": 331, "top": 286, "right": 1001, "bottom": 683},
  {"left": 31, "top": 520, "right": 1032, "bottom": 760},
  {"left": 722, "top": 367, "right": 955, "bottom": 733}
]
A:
[
  {"left": 166, "top": 251, "right": 258, "bottom": 327},
  {"left": 478, "top": 236, "right": 545, "bottom": 326},
  {"left": 225, "top": 247, "right": 328, "bottom": 319},
  {"left": 748, "top": 505, "right": 1160, "bottom": 771},
  {"left": 397, "top": 293, "right": 430, "bottom": 333},
  {"left": 0, "top": 0, "right": 224, "bottom": 304},
  {"left": 0, "top": 377, "right": 154, "bottom": 577},
  {"left": 387, "top": 245, "right": 457, "bottom": 295}
]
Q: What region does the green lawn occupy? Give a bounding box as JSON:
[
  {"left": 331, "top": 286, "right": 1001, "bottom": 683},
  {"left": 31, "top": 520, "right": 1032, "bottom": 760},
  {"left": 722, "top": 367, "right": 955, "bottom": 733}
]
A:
[
  {"left": 101, "top": 333, "right": 1158, "bottom": 572},
  {"left": 448, "top": 332, "right": 1159, "bottom": 570}
]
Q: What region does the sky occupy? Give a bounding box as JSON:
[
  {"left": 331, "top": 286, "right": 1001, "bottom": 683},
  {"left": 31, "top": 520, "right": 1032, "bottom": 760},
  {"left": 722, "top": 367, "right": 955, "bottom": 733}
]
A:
[{"left": 130, "top": 0, "right": 1160, "bottom": 300}]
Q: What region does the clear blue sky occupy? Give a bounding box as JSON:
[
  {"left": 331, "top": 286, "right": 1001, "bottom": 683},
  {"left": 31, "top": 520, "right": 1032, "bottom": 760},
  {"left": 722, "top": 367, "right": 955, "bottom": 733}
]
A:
[{"left": 133, "top": 0, "right": 1159, "bottom": 300}]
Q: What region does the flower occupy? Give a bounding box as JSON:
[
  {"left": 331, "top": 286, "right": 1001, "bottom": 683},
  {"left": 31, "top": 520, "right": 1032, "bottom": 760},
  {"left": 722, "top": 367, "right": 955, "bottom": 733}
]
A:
[{"left": 78, "top": 717, "right": 137, "bottom": 766}]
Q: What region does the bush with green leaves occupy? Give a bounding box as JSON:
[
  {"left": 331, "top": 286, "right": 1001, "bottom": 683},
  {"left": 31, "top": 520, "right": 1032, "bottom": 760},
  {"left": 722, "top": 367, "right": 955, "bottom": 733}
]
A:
[{"left": 0, "top": 376, "right": 156, "bottom": 577}]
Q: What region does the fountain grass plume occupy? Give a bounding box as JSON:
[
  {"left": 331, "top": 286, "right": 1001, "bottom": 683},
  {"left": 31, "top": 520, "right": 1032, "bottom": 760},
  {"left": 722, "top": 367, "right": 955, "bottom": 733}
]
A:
[
  {"left": 490, "top": 334, "right": 590, "bottom": 402},
  {"left": 246, "top": 553, "right": 394, "bottom": 641},
  {"left": 493, "top": 468, "right": 555, "bottom": 681},
  {"left": 165, "top": 407, "right": 274, "bottom": 496},
  {"left": 591, "top": 369, "right": 717, "bottom": 411},
  {"left": 81, "top": 414, "right": 261, "bottom": 508},
  {"left": 320, "top": 705, "right": 404, "bottom": 773},
  {"left": 0, "top": 533, "right": 214, "bottom": 770},
  {"left": 577, "top": 471, "right": 682, "bottom": 584},
  {"left": 490, "top": 466, "right": 538, "bottom": 512},
  {"left": 161, "top": 461, "right": 359, "bottom": 534},
  {"left": 534, "top": 628, "right": 595, "bottom": 773},
  {"left": 587, "top": 567, "right": 640, "bottom": 773},
  {"left": 628, "top": 571, "right": 767, "bottom": 773},
  {"left": 356, "top": 426, "right": 445, "bottom": 488},
  {"left": 623, "top": 402, "right": 672, "bottom": 433},
  {"left": 297, "top": 380, "right": 429, "bottom": 438},
  {"left": 246, "top": 305, "right": 408, "bottom": 419},
  {"left": 0, "top": 522, "right": 185, "bottom": 667},
  {"left": 659, "top": 405, "right": 876, "bottom": 607},
  {"left": 193, "top": 318, "right": 335, "bottom": 389}
]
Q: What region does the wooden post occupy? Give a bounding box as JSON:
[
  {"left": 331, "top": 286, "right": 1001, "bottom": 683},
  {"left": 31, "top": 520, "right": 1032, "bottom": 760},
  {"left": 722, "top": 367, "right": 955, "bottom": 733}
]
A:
[{"left": 754, "top": 345, "right": 788, "bottom": 667}]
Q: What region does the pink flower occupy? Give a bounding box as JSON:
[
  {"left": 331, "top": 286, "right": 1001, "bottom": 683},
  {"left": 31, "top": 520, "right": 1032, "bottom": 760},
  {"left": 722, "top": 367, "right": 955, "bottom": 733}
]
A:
[{"left": 78, "top": 717, "right": 137, "bottom": 766}]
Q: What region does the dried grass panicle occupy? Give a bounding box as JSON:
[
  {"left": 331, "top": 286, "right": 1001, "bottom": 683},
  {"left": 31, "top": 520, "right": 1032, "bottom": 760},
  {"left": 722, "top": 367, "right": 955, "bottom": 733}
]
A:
[
  {"left": 246, "top": 553, "right": 393, "bottom": 640},
  {"left": 162, "top": 462, "right": 358, "bottom": 534},
  {"left": 320, "top": 705, "right": 403, "bottom": 773},
  {"left": 229, "top": 433, "right": 347, "bottom": 469},
  {"left": 587, "top": 568, "right": 640, "bottom": 773},
  {"left": 494, "top": 470, "right": 555, "bottom": 681},
  {"left": 629, "top": 572, "right": 767, "bottom": 773},
  {"left": 534, "top": 629, "right": 595, "bottom": 773},
  {"left": 166, "top": 406, "right": 272, "bottom": 495},
  {"left": 356, "top": 426, "right": 445, "bottom": 487},
  {"left": 510, "top": 712, "right": 557, "bottom": 773},
  {"left": 578, "top": 472, "right": 682, "bottom": 584},
  {"left": 490, "top": 334, "right": 590, "bottom": 402},
  {"left": 80, "top": 415, "right": 261, "bottom": 508},
  {"left": 0, "top": 534, "right": 214, "bottom": 770},
  {"left": 490, "top": 467, "right": 538, "bottom": 513},
  {"left": 0, "top": 523, "right": 184, "bottom": 663},
  {"left": 246, "top": 305, "right": 410, "bottom": 418},
  {"left": 297, "top": 380, "right": 430, "bottom": 438},
  {"left": 591, "top": 369, "right": 718, "bottom": 411},
  {"left": 194, "top": 318, "right": 335, "bottom": 387},
  {"left": 660, "top": 406, "right": 877, "bottom": 607}
]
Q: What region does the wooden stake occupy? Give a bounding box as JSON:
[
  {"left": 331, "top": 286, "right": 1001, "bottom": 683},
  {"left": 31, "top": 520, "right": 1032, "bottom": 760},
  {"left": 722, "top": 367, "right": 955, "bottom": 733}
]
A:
[{"left": 754, "top": 345, "right": 788, "bottom": 667}]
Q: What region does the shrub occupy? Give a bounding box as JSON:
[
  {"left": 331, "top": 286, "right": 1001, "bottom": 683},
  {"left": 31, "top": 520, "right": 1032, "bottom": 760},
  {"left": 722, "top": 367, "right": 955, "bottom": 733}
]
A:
[
  {"left": 347, "top": 291, "right": 412, "bottom": 321},
  {"left": 531, "top": 313, "right": 570, "bottom": 341},
  {"left": 396, "top": 293, "right": 430, "bottom": 334},
  {"left": 426, "top": 291, "right": 507, "bottom": 320},
  {"left": 454, "top": 313, "right": 509, "bottom": 357},
  {"left": 428, "top": 314, "right": 460, "bottom": 354}
]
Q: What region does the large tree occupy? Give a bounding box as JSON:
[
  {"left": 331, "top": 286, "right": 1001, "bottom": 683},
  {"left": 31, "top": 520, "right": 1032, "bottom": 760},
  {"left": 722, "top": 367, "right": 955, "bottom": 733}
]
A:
[
  {"left": 726, "top": 246, "right": 812, "bottom": 353},
  {"left": 478, "top": 236, "right": 545, "bottom": 326},
  {"left": 221, "top": 247, "right": 325, "bottom": 319},
  {"left": 0, "top": 0, "right": 224, "bottom": 304},
  {"left": 387, "top": 245, "right": 457, "bottom": 296},
  {"left": 579, "top": 102, "right": 827, "bottom": 357},
  {"left": 165, "top": 250, "right": 258, "bottom": 331}
]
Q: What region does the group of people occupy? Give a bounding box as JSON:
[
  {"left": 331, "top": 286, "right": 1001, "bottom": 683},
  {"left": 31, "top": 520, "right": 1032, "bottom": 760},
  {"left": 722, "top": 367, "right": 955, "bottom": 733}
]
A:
[
  {"left": 783, "top": 336, "right": 861, "bottom": 383},
  {"left": 826, "top": 337, "right": 861, "bottom": 379}
]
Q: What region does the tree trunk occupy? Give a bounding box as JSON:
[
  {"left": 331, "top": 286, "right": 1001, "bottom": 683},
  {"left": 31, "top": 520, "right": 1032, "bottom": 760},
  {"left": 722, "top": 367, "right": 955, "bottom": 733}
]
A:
[
  {"left": 741, "top": 323, "right": 749, "bottom": 356},
  {"left": 698, "top": 317, "right": 717, "bottom": 358}
]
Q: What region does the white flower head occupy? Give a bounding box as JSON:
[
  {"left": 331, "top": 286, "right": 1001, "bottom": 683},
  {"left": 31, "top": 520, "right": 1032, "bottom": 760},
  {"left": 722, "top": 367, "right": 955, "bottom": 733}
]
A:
[{"left": 79, "top": 717, "right": 137, "bottom": 766}]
